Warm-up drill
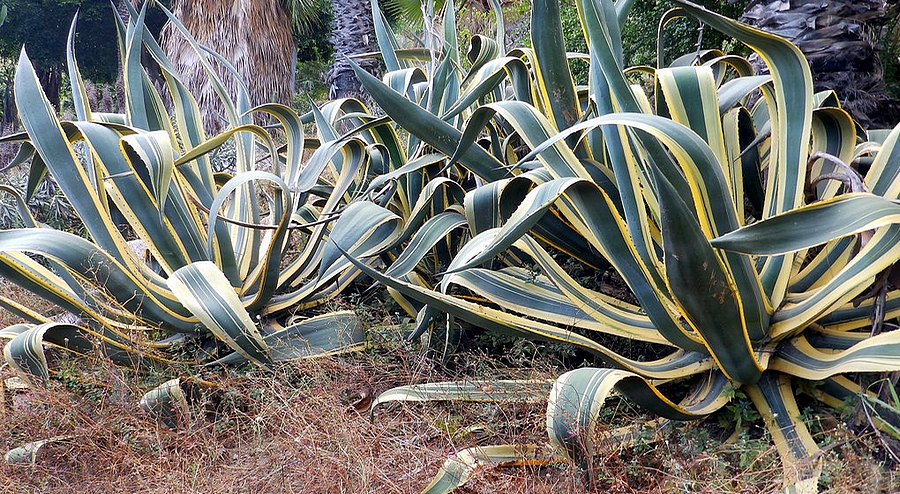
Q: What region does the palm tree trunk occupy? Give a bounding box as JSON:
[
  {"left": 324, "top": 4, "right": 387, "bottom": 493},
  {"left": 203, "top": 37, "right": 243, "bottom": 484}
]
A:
[
  {"left": 741, "top": 0, "right": 900, "bottom": 128},
  {"left": 160, "top": 0, "right": 296, "bottom": 135},
  {"left": 327, "top": 0, "right": 379, "bottom": 99}
]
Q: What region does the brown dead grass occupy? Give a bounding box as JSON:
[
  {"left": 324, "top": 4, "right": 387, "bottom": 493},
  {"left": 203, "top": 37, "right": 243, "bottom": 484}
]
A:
[
  {"left": 0, "top": 343, "right": 583, "bottom": 494},
  {"left": 1, "top": 280, "right": 900, "bottom": 493},
  {"left": 4, "top": 349, "right": 898, "bottom": 494}
]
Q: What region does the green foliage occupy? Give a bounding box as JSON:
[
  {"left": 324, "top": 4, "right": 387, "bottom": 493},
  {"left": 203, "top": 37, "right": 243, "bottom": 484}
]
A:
[
  {"left": 0, "top": 173, "right": 80, "bottom": 232},
  {"left": 621, "top": 0, "right": 748, "bottom": 66},
  {"left": 859, "top": 378, "right": 900, "bottom": 447},
  {"left": 285, "top": 0, "right": 330, "bottom": 36},
  {"left": 873, "top": 4, "right": 900, "bottom": 100},
  {"left": 559, "top": 0, "right": 588, "bottom": 84},
  {"left": 291, "top": 58, "right": 330, "bottom": 113},
  {"left": 378, "top": 0, "right": 446, "bottom": 31},
  {"left": 0, "top": 0, "right": 163, "bottom": 84},
  {"left": 717, "top": 388, "right": 760, "bottom": 432},
  {"left": 456, "top": 3, "right": 505, "bottom": 56},
  {"left": 292, "top": 0, "right": 332, "bottom": 62}
]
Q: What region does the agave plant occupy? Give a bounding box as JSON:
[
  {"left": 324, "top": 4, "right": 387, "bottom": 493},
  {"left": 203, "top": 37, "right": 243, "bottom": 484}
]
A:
[
  {"left": 0, "top": 4, "right": 402, "bottom": 387},
  {"left": 337, "top": 0, "right": 900, "bottom": 491}
]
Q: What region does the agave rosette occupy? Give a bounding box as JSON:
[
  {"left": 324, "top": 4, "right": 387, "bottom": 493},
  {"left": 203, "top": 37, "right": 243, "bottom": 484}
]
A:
[
  {"left": 342, "top": 0, "right": 900, "bottom": 490},
  {"left": 0, "top": 3, "right": 402, "bottom": 383}
]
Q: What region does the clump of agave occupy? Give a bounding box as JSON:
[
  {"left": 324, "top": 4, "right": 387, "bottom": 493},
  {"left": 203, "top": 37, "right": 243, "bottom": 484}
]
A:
[
  {"left": 333, "top": 0, "right": 900, "bottom": 491},
  {"left": 0, "top": 4, "right": 403, "bottom": 389}
]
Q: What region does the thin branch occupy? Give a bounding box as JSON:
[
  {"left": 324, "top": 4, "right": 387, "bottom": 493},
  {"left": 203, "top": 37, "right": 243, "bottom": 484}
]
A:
[{"left": 861, "top": 398, "right": 900, "bottom": 464}]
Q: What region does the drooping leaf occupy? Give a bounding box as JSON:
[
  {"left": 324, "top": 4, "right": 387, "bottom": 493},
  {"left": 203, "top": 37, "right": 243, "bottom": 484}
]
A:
[{"left": 168, "top": 261, "right": 271, "bottom": 367}]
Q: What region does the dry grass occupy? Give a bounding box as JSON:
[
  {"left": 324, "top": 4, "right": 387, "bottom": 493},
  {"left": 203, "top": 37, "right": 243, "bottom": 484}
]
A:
[
  {"left": 0, "top": 278, "right": 63, "bottom": 322},
  {"left": 0, "top": 342, "right": 578, "bottom": 493},
  {"left": 2, "top": 281, "right": 900, "bottom": 493}
]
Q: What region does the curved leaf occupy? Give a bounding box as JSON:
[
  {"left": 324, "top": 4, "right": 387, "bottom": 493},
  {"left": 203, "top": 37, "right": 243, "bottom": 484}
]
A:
[
  {"left": 547, "top": 367, "right": 721, "bottom": 463},
  {"left": 0, "top": 229, "right": 195, "bottom": 329},
  {"left": 1, "top": 322, "right": 94, "bottom": 385},
  {"left": 772, "top": 331, "right": 900, "bottom": 381},
  {"left": 168, "top": 261, "right": 270, "bottom": 367}
]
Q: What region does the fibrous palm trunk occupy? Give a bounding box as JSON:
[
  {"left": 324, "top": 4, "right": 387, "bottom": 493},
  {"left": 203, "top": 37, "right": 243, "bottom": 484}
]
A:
[
  {"left": 160, "top": 0, "right": 296, "bottom": 135},
  {"left": 741, "top": 0, "right": 899, "bottom": 128},
  {"left": 327, "top": 0, "right": 379, "bottom": 99}
]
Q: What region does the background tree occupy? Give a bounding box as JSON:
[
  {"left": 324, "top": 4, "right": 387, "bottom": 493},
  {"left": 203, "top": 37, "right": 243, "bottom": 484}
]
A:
[
  {"left": 741, "top": 0, "right": 900, "bottom": 128},
  {"left": 0, "top": 0, "right": 127, "bottom": 125},
  {"left": 159, "top": 0, "right": 296, "bottom": 134}
]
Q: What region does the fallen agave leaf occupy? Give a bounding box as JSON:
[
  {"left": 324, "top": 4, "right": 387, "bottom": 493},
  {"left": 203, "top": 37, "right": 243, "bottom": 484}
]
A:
[
  {"left": 4, "top": 376, "right": 29, "bottom": 391},
  {"left": 139, "top": 378, "right": 190, "bottom": 429},
  {"left": 4, "top": 435, "right": 74, "bottom": 465}
]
